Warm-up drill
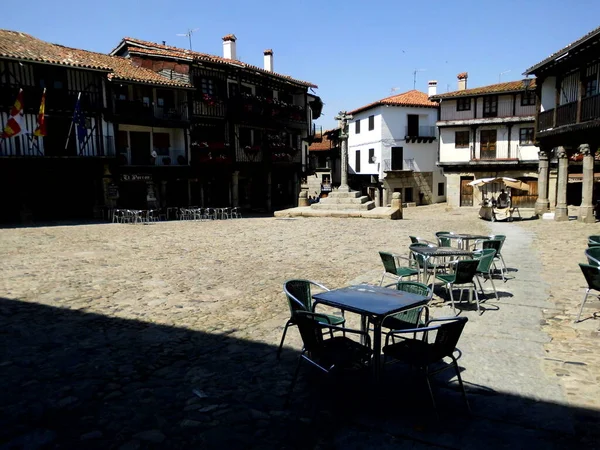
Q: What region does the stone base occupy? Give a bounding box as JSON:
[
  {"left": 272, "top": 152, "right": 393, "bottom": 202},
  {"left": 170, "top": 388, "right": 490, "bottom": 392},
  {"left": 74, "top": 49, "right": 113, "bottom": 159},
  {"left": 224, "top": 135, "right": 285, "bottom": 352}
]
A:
[
  {"left": 274, "top": 206, "right": 401, "bottom": 220},
  {"left": 554, "top": 206, "right": 568, "bottom": 221},
  {"left": 578, "top": 205, "right": 596, "bottom": 223},
  {"left": 311, "top": 189, "right": 376, "bottom": 211},
  {"left": 534, "top": 199, "right": 549, "bottom": 216}
]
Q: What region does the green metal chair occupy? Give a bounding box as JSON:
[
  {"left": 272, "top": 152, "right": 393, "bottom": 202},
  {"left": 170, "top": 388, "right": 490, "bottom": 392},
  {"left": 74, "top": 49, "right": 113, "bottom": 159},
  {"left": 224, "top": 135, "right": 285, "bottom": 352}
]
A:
[
  {"left": 379, "top": 251, "right": 419, "bottom": 286},
  {"left": 473, "top": 248, "right": 499, "bottom": 300},
  {"left": 382, "top": 316, "right": 470, "bottom": 415},
  {"left": 436, "top": 231, "right": 454, "bottom": 248},
  {"left": 481, "top": 238, "right": 507, "bottom": 281},
  {"left": 277, "top": 279, "right": 345, "bottom": 360},
  {"left": 410, "top": 243, "right": 446, "bottom": 283},
  {"left": 382, "top": 281, "right": 432, "bottom": 335},
  {"left": 435, "top": 259, "right": 481, "bottom": 315},
  {"left": 286, "top": 311, "right": 372, "bottom": 405},
  {"left": 588, "top": 235, "right": 600, "bottom": 247},
  {"left": 410, "top": 235, "right": 437, "bottom": 246},
  {"left": 585, "top": 247, "right": 600, "bottom": 267},
  {"left": 576, "top": 264, "right": 600, "bottom": 325}
]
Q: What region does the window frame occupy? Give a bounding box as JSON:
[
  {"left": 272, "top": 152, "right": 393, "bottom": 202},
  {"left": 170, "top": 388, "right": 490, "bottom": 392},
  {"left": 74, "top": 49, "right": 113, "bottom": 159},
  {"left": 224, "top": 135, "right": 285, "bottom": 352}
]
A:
[
  {"left": 368, "top": 148, "right": 375, "bottom": 163},
  {"left": 455, "top": 130, "right": 470, "bottom": 148},
  {"left": 519, "top": 127, "right": 535, "bottom": 146},
  {"left": 355, "top": 149, "right": 361, "bottom": 172},
  {"left": 483, "top": 95, "right": 498, "bottom": 117},
  {"left": 355, "top": 120, "right": 361, "bottom": 134},
  {"left": 437, "top": 182, "right": 445, "bottom": 196},
  {"left": 520, "top": 90, "right": 536, "bottom": 106},
  {"left": 368, "top": 115, "right": 375, "bottom": 130},
  {"left": 456, "top": 97, "right": 471, "bottom": 111}
]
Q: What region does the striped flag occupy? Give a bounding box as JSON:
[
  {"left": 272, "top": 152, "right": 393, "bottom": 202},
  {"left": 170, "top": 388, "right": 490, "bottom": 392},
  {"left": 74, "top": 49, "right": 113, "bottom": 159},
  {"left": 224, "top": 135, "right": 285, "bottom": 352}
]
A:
[
  {"left": 33, "top": 89, "right": 47, "bottom": 137},
  {"left": 1, "top": 89, "right": 25, "bottom": 139}
]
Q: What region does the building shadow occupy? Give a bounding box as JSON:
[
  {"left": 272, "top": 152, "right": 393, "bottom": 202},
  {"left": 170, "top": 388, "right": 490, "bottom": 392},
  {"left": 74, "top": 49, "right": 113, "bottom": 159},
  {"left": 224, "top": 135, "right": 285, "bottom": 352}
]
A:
[{"left": 0, "top": 297, "right": 599, "bottom": 450}]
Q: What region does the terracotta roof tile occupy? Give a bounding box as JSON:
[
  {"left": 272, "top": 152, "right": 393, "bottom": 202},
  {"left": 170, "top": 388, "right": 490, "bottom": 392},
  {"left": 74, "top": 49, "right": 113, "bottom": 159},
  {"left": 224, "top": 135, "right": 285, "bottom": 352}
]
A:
[
  {"left": 431, "top": 79, "right": 537, "bottom": 99},
  {"left": 349, "top": 90, "right": 438, "bottom": 115},
  {"left": 525, "top": 25, "right": 600, "bottom": 74},
  {"left": 0, "top": 29, "right": 192, "bottom": 88},
  {"left": 115, "top": 37, "right": 317, "bottom": 88},
  {"left": 309, "top": 128, "right": 340, "bottom": 152}
]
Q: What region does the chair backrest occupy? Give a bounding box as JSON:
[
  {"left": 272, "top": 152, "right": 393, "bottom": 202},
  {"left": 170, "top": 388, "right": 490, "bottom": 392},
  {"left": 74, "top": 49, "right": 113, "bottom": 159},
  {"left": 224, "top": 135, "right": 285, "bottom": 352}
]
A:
[
  {"left": 579, "top": 263, "right": 600, "bottom": 291},
  {"left": 488, "top": 235, "right": 506, "bottom": 253},
  {"left": 379, "top": 251, "right": 397, "bottom": 274},
  {"left": 473, "top": 248, "right": 496, "bottom": 273},
  {"left": 584, "top": 248, "right": 600, "bottom": 267},
  {"left": 436, "top": 231, "right": 453, "bottom": 248},
  {"left": 588, "top": 235, "right": 600, "bottom": 247},
  {"left": 431, "top": 317, "right": 468, "bottom": 360},
  {"left": 283, "top": 279, "right": 312, "bottom": 315},
  {"left": 481, "top": 239, "right": 501, "bottom": 253},
  {"left": 394, "top": 281, "right": 432, "bottom": 298},
  {"left": 409, "top": 244, "right": 429, "bottom": 268},
  {"left": 294, "top": 312, "right": 326, "bottom": 353},
  {"left": 409, "top": 236, "right": 419, "bottom": 244},
  {"left": 453, "top": 259, "right": 480, "bottom": 284}
]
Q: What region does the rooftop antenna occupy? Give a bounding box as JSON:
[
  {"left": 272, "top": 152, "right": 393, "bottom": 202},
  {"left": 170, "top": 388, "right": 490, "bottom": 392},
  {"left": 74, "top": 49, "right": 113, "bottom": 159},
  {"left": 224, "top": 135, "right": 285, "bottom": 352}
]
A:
[
  {"left": 413, "top": 69, "right": 426, "bottom": 90},
  {"left": 176, "top": 28, "right": 199, "bottom": 50},
  {"left": 499, "top": 69, "right": 511, "bottom": 83}
]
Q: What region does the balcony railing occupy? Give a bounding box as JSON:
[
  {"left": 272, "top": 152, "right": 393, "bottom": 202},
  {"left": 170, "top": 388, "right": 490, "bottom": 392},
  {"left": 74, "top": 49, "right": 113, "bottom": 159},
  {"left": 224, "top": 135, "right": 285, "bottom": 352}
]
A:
[
  {"left": 114, "top": 100, "right": 189, "bottom": 123},
  {"left": 155, "top": 103, "right": 189, "bottom": 121},
  {"left": 190, "top": 141, "right": 232, "bottom": 164},
  {"left": 556, "top": 101, "right": 577, "bottom": 127},
  {"left": 230, "top": 95, "right": 307, "bottom": 126},
  {"left": 538, "top": 109, "right": 554, "bottom": 131},
  {"left": 0, "top": 86, "right": 102, "bottom": 112},
  {"left": 119, "top": 148, "right": 188, "bottom": 166},
  {"left": 192, "top": 97, "right": 226, "bottom": 118},
  {"left": 581, "top": 93, "right": 600, "bottom": 122},
  {"left": 383, "top": 158, "right": 416, "bottom": 171},
  {"left": 404, "top": 125, "right": 436, "bottom": 137}
]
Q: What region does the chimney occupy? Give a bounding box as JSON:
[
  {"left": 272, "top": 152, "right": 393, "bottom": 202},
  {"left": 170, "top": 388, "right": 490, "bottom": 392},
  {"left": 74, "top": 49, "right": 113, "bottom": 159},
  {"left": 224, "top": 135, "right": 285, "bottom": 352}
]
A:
[
  {"left": 263, "top": 49, "right": 273, "bottom": 72},
  {"left": 428, "top": 80, "right": 437, "bottom": 97},
  {"left": 457, "top": 72, "right": 468, "bottom": 91},
  {"left": 222, "top": 34, "right": 237, "bottom": 60}
]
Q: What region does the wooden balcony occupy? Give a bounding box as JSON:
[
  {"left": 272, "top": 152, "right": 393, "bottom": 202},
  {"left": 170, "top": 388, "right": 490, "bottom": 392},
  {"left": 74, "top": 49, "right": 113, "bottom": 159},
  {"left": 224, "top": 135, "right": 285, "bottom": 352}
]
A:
[
  {"left": 192, "top": 98, "right": 226, "bottom": 118},
  {"left": 229, "top": 95, "right": 307, "bottom": 128},
  {"left": 113, "top": 100, "right": 189, "bottom": 126},
  {"left": 538, "top": 94, "right": 600, "bottom": 133},
  {"left": 0, "top": 86, "right": 102, "bottom": 113}
]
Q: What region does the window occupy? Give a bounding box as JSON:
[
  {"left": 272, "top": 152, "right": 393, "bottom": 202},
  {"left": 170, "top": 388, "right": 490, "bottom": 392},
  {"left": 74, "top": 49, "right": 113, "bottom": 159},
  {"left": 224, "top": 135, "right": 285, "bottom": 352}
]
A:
[
  {"left": 404, "top": 187, "right": 413, "bottom": 202},
  {"left": 455, "top": 130, "right": 470, "bottom": 148},
  {"left": 521, "top": 90, "right": 535, "bottom": 106},
  {"left": 369, "top": 148, "right": 375, "bottom": 163},
  {"left": 200, "top": 78, "right": 214, "bottom": 95},
  {"left": 483, "top": 96, "right": 498, "bottom": 117},
  {"left": 457, "top": 97, "right": 471, "bottom": 111},
  {"left": 228, "top": 83, "right": 239, "bottom": 98},
  {"left": 368, "top": 115, "right": 375, "bottom": 130},
  {"left": 584, "top": 76, "right": 598, "bottom": 98},
  {"left": 438, "top": 182, "right": 445, "bottom": 196},
  {"left": 355, "top": 150, "right": 361, "bottom": 172},
  {"left": 240, "top": 84, "right": 253, "bottom": 95},
  {"left": 519, "top": 127, "right": 534, "bottom": 145},
  {"left": 480, "top": 129, "right": 497, "bottom": 158},
  {"left": 239, "top": 128, "right": 252, "bottom": 147},
  {"left": 355, "top": 120, "right": 361, "bottom": 134},
  {"left": 153, "top": 132, "right": 171, "bottom": 156}
]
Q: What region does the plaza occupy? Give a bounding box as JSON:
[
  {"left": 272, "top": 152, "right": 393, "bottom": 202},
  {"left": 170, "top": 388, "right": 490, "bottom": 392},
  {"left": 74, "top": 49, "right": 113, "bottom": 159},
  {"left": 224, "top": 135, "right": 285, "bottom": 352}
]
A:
[{"left": 1, "top": 205, "right": 599, "bottom": 449}]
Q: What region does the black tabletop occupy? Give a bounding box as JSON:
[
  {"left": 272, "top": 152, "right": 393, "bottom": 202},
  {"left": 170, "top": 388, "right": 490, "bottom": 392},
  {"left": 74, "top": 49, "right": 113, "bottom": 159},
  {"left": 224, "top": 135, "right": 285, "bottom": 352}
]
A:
[
  {"left": 439, "top": 233, "right": 490, "bottom": 240},
  {"left": 312, "top": 285, "right": 428, "bottom": 317},
  {"left": 409, "top": 245, "right": 474, "bottom": 257}
]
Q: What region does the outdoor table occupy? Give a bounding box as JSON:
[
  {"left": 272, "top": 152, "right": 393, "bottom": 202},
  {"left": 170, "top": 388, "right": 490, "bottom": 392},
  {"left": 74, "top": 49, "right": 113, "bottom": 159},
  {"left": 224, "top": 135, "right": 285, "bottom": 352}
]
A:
[
  {"left": 438, "top": 233, "right": 490, "bottom": 250},
  {"left": 409, "top": 244, "right": 474, "bottom": 285},
  {"left": 312, "top": 284, "right": 429, "bottom": 381}
]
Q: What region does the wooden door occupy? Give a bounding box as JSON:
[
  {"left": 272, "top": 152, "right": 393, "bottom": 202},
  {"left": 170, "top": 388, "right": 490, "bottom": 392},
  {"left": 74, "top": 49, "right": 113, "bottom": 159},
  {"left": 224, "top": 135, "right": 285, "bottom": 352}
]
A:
[
  {"left": 480, "top": 129, "right": 497, "bottom": 159},
  {"left": 511, "top": 179, "right": 538, "bottom": 208},
  {"left": 460, "top": 177, "right": 474, "bottom": 206}
]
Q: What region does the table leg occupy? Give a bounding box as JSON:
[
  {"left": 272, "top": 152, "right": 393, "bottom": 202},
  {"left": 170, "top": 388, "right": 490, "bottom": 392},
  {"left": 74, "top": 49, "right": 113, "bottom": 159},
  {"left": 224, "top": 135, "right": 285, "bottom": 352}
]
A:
[
  {"left": 372, "top": 319, "right": 382, "bottom": 382},
  {"left": 360, "top": 315, "right": 368, "bottom": 345}
]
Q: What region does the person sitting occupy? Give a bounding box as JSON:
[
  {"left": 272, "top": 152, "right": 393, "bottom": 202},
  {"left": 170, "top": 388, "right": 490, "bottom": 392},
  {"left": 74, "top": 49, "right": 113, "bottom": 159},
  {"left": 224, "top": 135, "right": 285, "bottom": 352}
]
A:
[{"left": 497, "top": 189, "right": 509, "bottom": 208}]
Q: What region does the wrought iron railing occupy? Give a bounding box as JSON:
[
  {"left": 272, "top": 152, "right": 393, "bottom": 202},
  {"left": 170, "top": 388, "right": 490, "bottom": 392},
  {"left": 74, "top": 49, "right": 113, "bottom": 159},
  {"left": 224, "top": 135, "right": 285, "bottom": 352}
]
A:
[{"left": 383, "top": 158, "right": 415, "bottom": 171}]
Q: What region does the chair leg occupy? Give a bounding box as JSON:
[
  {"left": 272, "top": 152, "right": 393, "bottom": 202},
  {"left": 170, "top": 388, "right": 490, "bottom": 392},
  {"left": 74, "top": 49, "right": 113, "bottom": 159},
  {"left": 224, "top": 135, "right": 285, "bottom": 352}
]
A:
[
  {"left": 488, "top": 273, "right": 499, "bottom": 300},
  {"left": 423, "top": 368, "right": 439, "bottom": 418},
  {"left": 575, "top": 290, "right": 590, "bottom": 323},
  {"left": 285, "top": 356, "right": 303, "bottom": 407},
  {"left": 379, "top": 272, "right": 386, "bottom": 286},
  {"left": 277, "top": 321, "right": 293, "bottom": 360},
  {"left": 473, "top": 282, "right": 481, "bottom": 314},
  {"left": 475, "top": 275, "right": 486, "bottom": 299},
  {"left": 447, "top": 283, "right": 456, "bottom": 315},
  {"left": 451, "top": 355, "right": 471, "bottom": 413}
]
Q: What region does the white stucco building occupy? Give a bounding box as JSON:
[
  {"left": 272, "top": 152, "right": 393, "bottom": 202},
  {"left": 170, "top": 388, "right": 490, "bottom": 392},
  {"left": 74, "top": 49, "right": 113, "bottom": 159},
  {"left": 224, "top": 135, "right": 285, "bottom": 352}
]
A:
[
  {"left": 347, "top": 86, "right": 445, "bottom": 206},
  {"left": 431, "top": 73, "right": 539, "bottom": 208}
]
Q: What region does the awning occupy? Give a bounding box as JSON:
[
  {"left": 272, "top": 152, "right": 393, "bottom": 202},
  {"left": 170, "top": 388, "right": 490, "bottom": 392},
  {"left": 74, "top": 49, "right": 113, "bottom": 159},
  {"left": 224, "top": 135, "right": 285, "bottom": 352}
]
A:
[{"left": 468, "top": 177, "right": 530, "bottom": 192}]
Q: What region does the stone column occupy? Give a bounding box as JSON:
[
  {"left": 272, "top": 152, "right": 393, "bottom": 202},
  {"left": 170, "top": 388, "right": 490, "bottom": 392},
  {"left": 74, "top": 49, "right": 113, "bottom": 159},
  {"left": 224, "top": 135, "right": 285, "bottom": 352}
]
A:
[
  {"left": 374, "top": 187, "right": 381, "bottom": 207},
  {"left": 266, "top": 171, "right": 272, "bottom": 211},
  {"left": 160, "top": 180, "right": 168, "bottom": 208},
  {"left": 390, "top": 192, "right": 403, "bottom": 219},
  {"left": 382, "top": 187, "right": 389, "bottom": 207},
  {"left": 554, "top": 147, "right": 568, "bottom": 221},
  {"left": 578, "top": 144, "right": 595, "bottom": 223},
  {"left": 335, "top": 111, "right": 353, "bottom": 192},
  {"left": 534, "top": 149, "right": 550, "bottom": 215},
  {"left": 232, "top": 170, "right": 239, "bottom": 207}
]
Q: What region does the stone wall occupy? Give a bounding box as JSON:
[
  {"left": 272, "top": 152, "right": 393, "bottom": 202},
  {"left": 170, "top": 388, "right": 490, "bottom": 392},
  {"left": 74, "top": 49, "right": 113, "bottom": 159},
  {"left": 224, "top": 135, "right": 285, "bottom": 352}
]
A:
[{"left": 383, "top": 172, "right": 434, "bottom": 206}]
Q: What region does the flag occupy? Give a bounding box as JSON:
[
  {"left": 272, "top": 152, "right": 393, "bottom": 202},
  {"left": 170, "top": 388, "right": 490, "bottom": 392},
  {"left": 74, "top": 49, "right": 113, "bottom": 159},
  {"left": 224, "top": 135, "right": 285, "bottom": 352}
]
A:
[
  {"left": 1, "top": 89, "right": 25, "bottom": 139},
  {"left": 73, "top": 94, "right": 87, "bottom": 142},
  {"left": 33, "top": 89, "right": 46, "bottom": 137}
]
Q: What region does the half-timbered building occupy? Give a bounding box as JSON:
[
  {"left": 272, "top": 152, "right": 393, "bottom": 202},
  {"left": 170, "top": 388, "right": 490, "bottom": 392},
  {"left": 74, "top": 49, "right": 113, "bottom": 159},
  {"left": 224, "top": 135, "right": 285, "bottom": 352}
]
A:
[
  {"left": 431, "top": 73, "right": 539, "bottom": 208},
  {"left": 525, "top": 26, "right": 600, "bottom": 222},
  {"left": 111, "top": 35, "right": 321, "bottom": 212}
]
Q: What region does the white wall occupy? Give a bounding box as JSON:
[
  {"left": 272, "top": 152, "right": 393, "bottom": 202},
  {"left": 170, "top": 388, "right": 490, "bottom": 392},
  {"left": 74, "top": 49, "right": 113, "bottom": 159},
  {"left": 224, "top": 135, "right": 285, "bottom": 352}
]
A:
[
  {"left": 440, "top": 128, "right": 471, "bottom": 162},
  {"left": 541, "top": 77, "right": 556, "bottom": 111},
  {"left": 348, "top": 106, "right": 383, "bottom": 175}
]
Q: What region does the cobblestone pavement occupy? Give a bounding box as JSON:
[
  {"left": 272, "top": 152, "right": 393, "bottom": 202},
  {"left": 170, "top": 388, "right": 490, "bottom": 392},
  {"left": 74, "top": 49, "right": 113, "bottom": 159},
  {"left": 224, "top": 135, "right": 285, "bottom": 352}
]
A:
[{"left": 0, "top": 205, "right": 599, "bottom": 449}]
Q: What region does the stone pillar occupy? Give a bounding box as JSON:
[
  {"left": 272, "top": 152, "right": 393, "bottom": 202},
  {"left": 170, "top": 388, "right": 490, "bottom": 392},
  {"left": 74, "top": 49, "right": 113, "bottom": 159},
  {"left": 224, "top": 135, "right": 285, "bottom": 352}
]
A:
[
  {"left": 335, "top": 111, "right": 352, "bottom": 192},
  {"left": 534, "top": 149, "right": 550, "bottom": 215},
  {"left": 298, "top": 190, "right": 309, "bottom": 207},
  {"left": 548, "top": 168, "right": 558, "bottom": 210},
  {"left": 390, "top": 192, "right": 403, "bottom": 219},
  {"left": 160, "top": 180, "right": 168, "bottom": 208},
  {"left": 187, "top": 179, "right": 192, "bottom": 206},
  {"left": 579, "top": 144, "right": 595, "bottom": 223},
  {"left": 374, "top": 187, "right": 381, "bottom": 207},
  {"left": 266, "top": 171, "right": 272, "bottom": 211},
  {"left": 554, "top": 147, "right": 568, "bottom": 221},
  {"left": 199, "top": 183, "right": 205, "bottom": 208},
  {"left": 232, "top": 170, "right": 239, "bottom": 207},
  {"left": 382, "top": 187, "right": 389, "bottom": 207}
]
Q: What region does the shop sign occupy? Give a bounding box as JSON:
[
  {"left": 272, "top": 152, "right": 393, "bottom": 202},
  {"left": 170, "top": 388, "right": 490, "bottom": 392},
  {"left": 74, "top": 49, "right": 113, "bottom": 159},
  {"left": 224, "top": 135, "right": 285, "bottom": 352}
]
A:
[
  {"left": 121, "top": 173, "right": 152, "bottom": 182},
  {"left": 107, "top": 183, "right": 119, "bottom": 199}
]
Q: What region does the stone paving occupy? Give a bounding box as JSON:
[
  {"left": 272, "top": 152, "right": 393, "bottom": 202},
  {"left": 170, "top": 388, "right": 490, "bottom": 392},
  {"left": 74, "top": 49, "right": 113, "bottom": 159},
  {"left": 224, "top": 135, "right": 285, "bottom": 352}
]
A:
[{"left": 0, "top": 205, "right": 599, "bottom": 449}]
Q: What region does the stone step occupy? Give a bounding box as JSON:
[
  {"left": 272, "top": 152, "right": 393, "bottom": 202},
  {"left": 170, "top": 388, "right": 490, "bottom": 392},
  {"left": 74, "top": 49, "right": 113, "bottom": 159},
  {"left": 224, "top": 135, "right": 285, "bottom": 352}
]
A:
[
  {"left": 319, "top": 196, "right": 371, "bottom": 205},
  {"left": 326, "top": 191, "right": 362, "bottom": 199},
  {"left": 311, "top": 201, "right": 376, "bottom": 211}
]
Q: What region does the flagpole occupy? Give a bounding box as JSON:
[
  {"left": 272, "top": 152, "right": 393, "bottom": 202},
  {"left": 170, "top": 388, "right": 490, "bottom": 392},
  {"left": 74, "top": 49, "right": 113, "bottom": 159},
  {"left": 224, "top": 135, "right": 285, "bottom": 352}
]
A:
[{"left": 65, "top": 91, "right": 81, "bottom": 151}]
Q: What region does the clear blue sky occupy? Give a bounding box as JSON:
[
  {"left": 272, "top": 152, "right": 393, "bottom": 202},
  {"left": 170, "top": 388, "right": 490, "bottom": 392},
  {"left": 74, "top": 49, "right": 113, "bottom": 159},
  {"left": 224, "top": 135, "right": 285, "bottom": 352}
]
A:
[{"left": 2, "top": 0, "right": 599, "bottom": 130}]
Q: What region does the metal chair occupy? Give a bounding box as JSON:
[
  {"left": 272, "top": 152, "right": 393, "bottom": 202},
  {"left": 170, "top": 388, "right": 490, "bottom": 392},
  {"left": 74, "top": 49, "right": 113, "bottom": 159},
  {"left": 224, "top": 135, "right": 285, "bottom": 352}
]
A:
[
  {"left": 410, "top": 236, "right": 437, "bottom": 246},
  {"left": 576, "top": 263, "right": 600, "bottom": 325},
  {"left": 588, "top": 235, "right": 600, "bottom": 247},
  {"left": 379, "top": 251, "right": 420, "bottom": 286},
  {"left": 435, "top": 259, "right": 481, "bottom": 315},
  {"left": 277, "top": 279, "right": 345, "bottom": 360},
  {"left": 473, "top": 248, "right": 499, "bottom": 300},
  {"left": 382, "top": 281, "right": 432, "bottom": 339},
  {"left": 436, "top": 231, "right": 454, "bottom": 247},
  {"left": 585, "top": 247, "right": 600, "bottom": 267},
  {"left": 480, "top": 238, "right": 507, "bottom": 281},
  {"left": 286, "top": 311, "right": 372, "bottom": 406},
  {"left": 383, "top": 316, "right": 470, "bottom": 414}
]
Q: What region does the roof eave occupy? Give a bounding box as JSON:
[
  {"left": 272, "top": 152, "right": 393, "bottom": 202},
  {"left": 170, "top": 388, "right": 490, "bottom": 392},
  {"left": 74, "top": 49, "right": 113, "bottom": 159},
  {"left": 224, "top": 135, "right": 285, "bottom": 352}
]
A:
[{"left": 0, "top": 54, "right": 112, "bottom": 72}]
